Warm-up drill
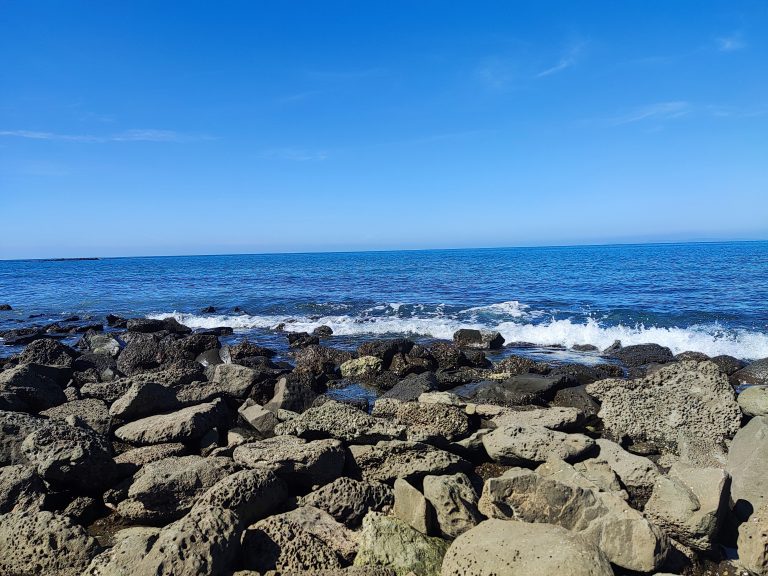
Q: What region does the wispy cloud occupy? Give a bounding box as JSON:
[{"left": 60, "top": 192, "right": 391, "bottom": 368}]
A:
[
  {"left": 609, "top": 101, "right": 691, "bottom": 125},
  {"left": 0, "top": 129, "right": 214, "bottom": 143},
  {"left": 536, "top": 42, "right": 586, "bottom": 77},
  {"left": 475, "top": 57, "right": 518, "bottom": 91},
  {"left": 261, "top": 147, "right": 328, "bottom": 161},
  {"left": 716, "top": 34, "right": 745, "bottom": 52}
]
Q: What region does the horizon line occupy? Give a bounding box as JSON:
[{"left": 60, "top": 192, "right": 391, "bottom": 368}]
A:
[{"left": 2, "top": 237, "right": 766, "bottom": 263}]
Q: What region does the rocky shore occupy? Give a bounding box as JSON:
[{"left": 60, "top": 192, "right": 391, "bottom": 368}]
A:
[{"left": 1, "top": 316, "right": 767, "bottom": 576}]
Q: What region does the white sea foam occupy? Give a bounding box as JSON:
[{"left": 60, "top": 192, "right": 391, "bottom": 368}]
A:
[
  {"left": 149, "top": 309, "right": 768, "bottom": 360},
  {"left": 459, "top": 300, "right": 532, "bottom": 318}
]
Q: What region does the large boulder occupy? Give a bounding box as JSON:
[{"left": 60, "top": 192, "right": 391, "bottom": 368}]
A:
[
  {"left": 109, "top": 381, "right": 180, "bottom": 421},
  {"left": 238, "top": 399, "right": 279, "bottom": 437},
  {"left": 0, "top": 465, "right": 46, "bottom": 514},
  {"left": 294, "top": 345, "right": 353, "bottom": 378},
  {"left": 374, "top": 400, "right": 470, "bottom": 443},
  {"left": 586, "top": 360, "right": 742, "bottom": 464},
  {"left": 114, "top": 399, "right": 225, "bottom": 445},
  {"left": 117, "top": 455, "right": 237, "bottom": 524},
  {"left": 207, "top": 363, "right": 270, "bottom": 399},
  {"left": 0, "top": 363, "right": 67, "bottom": 412},
  {"left": 644, "top": 463, "right": 730, "bottom": 551},
  {"left": 0, "top": 410, "right": 49, "bottom": 465},
  {"left": 341, "top": 356, "right": 384, "bottom": 380},
  {"left": 490, "top": 406, "right": 584, "bottom": 431},
  {"left": 195, "top": 468, "right": 287, "bottom": 525},
  {"left": 17, "top": 338, "right": 79, "bottom": 367},
  {"left": 453, "top": 329, "right": 504, "bottom": 350},
  {"left": 465, "top": 374, "right": 565, "bottom": 406},
  {"left": 394, "top": 477, "right": 437, "bottom": 535},
  {"left": 380, "top": 372, "right": 438, "bottom": 401},
  {"left": 274, "top": 400, "right": 405, "bottom": 443},
  {"left": 738, "top": 385, "right": 768, "bottom": 417},
  {"left": 354, "top": 513, "right": 449, "bottom": 576},
  {"left": 348, "top": 440, "right": 470, "bottom": 484},
  {"left": 116, "top": 333, "right": 165, "bottom": 375},
  {"left": 479, "top": 468, "right": 668, "bottom": 572},
  {"left": 85, "top": 526, "right": 160, "bottom": 576},
  {"left": 0, "top": 511, "right": 101, "bottom": 576},
  {"left": 21, "top": 421, "right": 116, "bottom": 492},
  {"left": 731, "top": 357, "right": 768, "bottom": 386},
  {"left": 40, "top": 398, "right": 111, "bottom": 434},
  {"left": 482, "top": 424, "right": 594, "bottom": 465},
  {"left": 423, "top": 473, "right": 483, "bottom": 538},
  {"left": 113, "top": 442, "right": 187, "bottom": 479},
  {"left": 300, "top": 477, "right": 394, "bottom": 528},
  {"left": 605, "top": 343, "right": 674, "bottom": 366},
  {"left": 737, "top": 502, "right": 768, "bottom": 576},
  {"left": 728, "top": 415, "right": 768, "bottom": 521},
  {"left": 79, "top": 331, "right": 121, "bottom": 357},
  {"left": 594, "top": 439, "right": 660, "bottom": 506},
  {"left": 264, "top": 375, "right": 318, "bottom": 413},
  {"left": 441, "top": 518, "right": 614, "bottom": 576},
  {"left": 233, "top": 435, "right": 345, "bottom": 490}
]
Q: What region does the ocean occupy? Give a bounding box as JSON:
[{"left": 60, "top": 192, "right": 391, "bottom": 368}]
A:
[{"left": 1, "top": 241, "right": 767, "bottom": 361}]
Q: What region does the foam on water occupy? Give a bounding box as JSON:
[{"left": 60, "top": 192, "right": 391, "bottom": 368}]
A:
[{"left": 150, "top": 305, "right": 768, "bottom": 360}]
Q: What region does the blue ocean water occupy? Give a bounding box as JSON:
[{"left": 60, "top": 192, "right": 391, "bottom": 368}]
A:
[{"left": 1, "top": 241, "right": 767, "bottom": 360}]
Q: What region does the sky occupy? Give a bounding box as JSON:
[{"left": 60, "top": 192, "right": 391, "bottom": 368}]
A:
[{"left": 1, "top": 0, "right": 767, "bottom": 259}]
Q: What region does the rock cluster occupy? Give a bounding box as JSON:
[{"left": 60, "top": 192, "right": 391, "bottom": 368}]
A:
[{"left": 0, "top": 320, "right": 765, "bottom": 576}]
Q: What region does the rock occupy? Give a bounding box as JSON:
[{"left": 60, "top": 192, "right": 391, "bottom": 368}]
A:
[
  {"left": 114, "top": 399, "right": 224, "bottom": 445},
  {"left": 737, "top": 502, "right": 768, "bottom": 576},
  {"left": 62, "top": 495, "right": 104, "bottom": 526},
  {"left": 242, "top": 506, "right": 356, "bottom": 572},
  {"left": 238, "top": 399, "right": 279, "bottom": 436},
  {"left": 341, "top": 356, "right": 384, "bottom": 379},
  {"left": 551, "top": 385, "right": 601, "bottom": 421},
  {"left": 0, "top": 303, "right": 11, "bottom": 310},
  {"left": 595, "top": 439, "right": 660, "bottom": 505},
  {"left": 728, "top": 415, "right": 768, "bottom": 521},
  {"left": 109, "top": 381, "right": 180, "bottom": 421},
  {"left": 116, "top": 333, "right": 165, "bottom": 375},
  {"left": 606, "top": 343, "right": 674, "bottom": 366},
  {"left": 479, "top": 468, "right": 668, "bottom": 572},
  {"left": 21, "top": 421, "right": 116, "bottom": 492},
  {"left": 40, "top": 398, "right": 111, "bottom": 434},
  {"left": 380, "top": 372, "right": 438, "bottom": 401},
  {"left": 300, "top": 477, "right": 393, "bottom": 528},
  {"left": 423, "top": 473, "right": 483, "bottom": 538},
  {"left": 482, "top": 424, "right": 594, "bottom": 465},
  {"left": 429, "top": 342, "right": 473, "bottom": 371},
  {"left": 233, "top": 436, "right": 345, "bottom": 490},
  {"left": 675, "top": 351, "right": 710, "bottom": 361},
  {"left": 264, "top": 375, "right": 318, "bottom": 413},
  {"left": 117, "top": 455, "right": 237, "bottom": 523},
  {"left": 228, "top": 339, "right": 277, "bottom": 360},
  {"left": 536, "top": 458, "right": 626, "bottom": 499},
  {"left": 347, "top": 440, "right": 470, "bottom": 484},
  {"left": 388, "top": 344, "right": 438, "bottom": 377},
  {"left": 548, "top": 362, "right": 624, "bottom": 385},
  {"left": 492, "top": 354, "right": 549, "bottom": 376},
  {"left": 732, "top": 357, "right": 768, "bottom": 386},
  {"left": 380, "top": 401, "right": 470, "bottom": 443},
  {"left": 85, "top": 526, "right": 159, "bottom": 575},
  {"left": 128, "top": 317, "right": 192, "bottom": 334},
  {"left": 294, "top": 345, "right": 353, "bottom": 378},
  {"left": 0, "top": 410, "right": 48, "bottom": 465},
  {"left": 0, "top": 465, "right": 46, "bottom": 513},
  {"left": 586, "top": 360, "right": 742, "bottom": 464},
  {"left": 453, "top": 329, "right": 504, "bottom": 350},
  {"left": 196, "top": 468, "right": 287, "bottom": 525},
  {"left": 357, "top": 339, "right": 414, "bottom": 366},
  {"left": 354, "top": 513, "right": 449, "bottom": 576},
  {"left": 201, "top": 306, "right": 216, "bottom": 313},
  {"left": 287, "top": 331, "right": 320, "bottom": 348},
  {"left": 441, "top": 518, "right": 614, "bottom": 576},
  {"left": 81, "top": 379, "right": 134, "bottom": 404},
  {"left": 460, "top": 374, "right": 565, "bottom": 406},
  {"left": 490, "top": 406, "right": 584, "bottom": 431},
  {"left": 79, "top": 331, "right": 122, "bottom": 357},
  {"left": 711, "top": 354, "right": 747, "bottom": 375},
  {"left": 0, "top": 511, "right": 101, "bottom": 576},
  {"left": 313, "top": 325, "right": 333, "bottom": 337},
  {"left": 739, "top": 385, "right": 768, "bottom": 417},
  {"left": 17, "top": 338, "right": 79, "bottom": 367},
  {"left": 208, "top": 363, "right": 267, "bottom": 399},
  {"left": 113, "top": 442, "right": 187, "bottom": 478},
  {"left": 644, "top": 463, "right": 730, "bottom": 551},
  {"left": 0, "top": 363, "right": 67, "bottom": 412},
  {"left": 573, "top": 343, "right": 599, "bottom": 352},
  {"left": 394, "top": 477, "right": 436, "bottom": 534},
  {"left": 105, "top": 313, "right": 127, "bottom": 327},
  {"left": 73, "top": 352, "right": 119, "bottom": 381},
  {"left": 274, "top": 400, "right": 405, "bottom": 443},
  {"left": 196, "top": 347, "right": 224, "bottom": 366}
]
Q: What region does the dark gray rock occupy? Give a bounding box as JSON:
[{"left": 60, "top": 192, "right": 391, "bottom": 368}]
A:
[
  {"left": 264, "top": 375, "right": 319, "bottom": 413},
  {"left": 710, "top": 354, "right": 747, "bottom": 376},
  {"left": 453, "top": 329, "right": 505, "bottom": 350},
  {"left": 109, "top": 381, "right": 180, "bottom": 421},
  {"left": 196, "top": 468, "right": 288, "bottom": 525},
  {"left": 17, "top": 338, "right": 79, "bottom": 367},
  {"left": 287, "top": 331, "right": 320, "bottom": 348},
  {"left": 0, "top": 465, "right": 46, "bottom": 514},
  {"left": 463, "top": 373, "right": 566, "bottom": 406},
  {"left": 0, "top": 410, "right": 49, "bottom": 465},
  {"left": 380, "top": 372, "right": 438, "bottom": 401},
  {"left": 731, "top": 357, "right": 768, "bottom": 386},
  {"left": 606, "top": 343, "right": 674, "bottom": 367},
  {"left": 0, "top": 363, "right": 67, "bottom": 412},
  {"left": 300, "top": 477, "right": 394, "bottom": 528},
  {"left": 40, "top": 398, "right": 111, "bottom": 435}
]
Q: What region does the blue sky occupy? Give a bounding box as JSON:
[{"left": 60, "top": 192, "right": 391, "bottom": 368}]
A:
[{"left": 1, "top": 0, "right": 767, "bottom": 259}]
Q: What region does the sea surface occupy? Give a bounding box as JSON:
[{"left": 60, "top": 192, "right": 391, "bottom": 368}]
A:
[{"left": 1, "top": 242, "right": 767, "bottom": 361}]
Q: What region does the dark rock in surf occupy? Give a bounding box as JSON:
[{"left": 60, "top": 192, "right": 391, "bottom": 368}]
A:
[
  {"left": 17, "top": 339, "right": 79, "bottom": 367},
  {"left": 572, "top": 343, "right": 599, "bottom": 352},
  {"left": 313, "top": 325, "right": 334, "bottom": 337},
  {"left": 710, "top": 354, "right": 747, "bottom": 376},
  {"left": 730, "top": 357, "right": 768, "bottom": 386},
  {"left": 357, "top": 339, "right": 415, "bottom": 367},
  {"left": 453, "top": 329, "right": 505, "bottom": 350},
  {"left": 200, "top": 306, "right": 216, "bottom": 313},
  {"left": 380, "top": 372, "right": 439, "bottom": 402},
  {"left": 0, "top": 304, "right": 12, "bottom": 311},
  {"left": 605, "top": 343, "right": 674, "bottom": 367},
  {"left": 105, "top": 313, "right": 127, "bottom": 328},
  {"left": 287, "top": 332, "right": 320, "bottom": 348},
  {"left": 228, "top": 339, "right": 277, "bottom": 360}
]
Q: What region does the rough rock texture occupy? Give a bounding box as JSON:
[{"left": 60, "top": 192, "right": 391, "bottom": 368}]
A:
[
  {"left": 441, "top": 518, "right": 614, "bottom": 576},
  {"left": 117, "top": 455, "right": 237, "bottom": 523},
  {"left": 380, "top": 372, "right": 439, "bottom": 402},
  {"left": 644, "top": 463, "right": 730, "bottom": 551},
  {"left": 113, "top": 442, "right": 187, "bottom": 478},
  {"left": 738, "top": 385, "right": 768, "bottom": 417},
  {"left": 348, "top": 440, "right": 470, "bottom": 484},
  {"left": 109, "top": 381, "right": 179, "bottom": 421},
  {"left": 536, "top": 458, "right": 626, "bottom": 500},
  {"left": 737, "top": 502, "right": 768, "bottom": 576},
  {"left": 423, "top": 473, "right": 483, "bottom": 538},
  {"left": 482, "top": 424, "right": 594, "bottom": 465},
  {"left": 467, "top": 374, "right": 564, "bottom": 406},
  {"left": 0, "top": 510, "right": 101, "bottom": 576},
  {"left": 490, "top": 406, "right": 584, "bottom": 431},
  {"left": 300, "top": 477, "right": 394, "bottom": 528},
  {"left": 732, "top": 357, "right": 768, "bottom": 386},
  {"left": 594, "top": 438, "right": 660, "bottom": 505},
  {"left": 264, "top": 375, "right": 318, "bottom": 413},
  {"left": 728, "top": 415, "right": 768, "bottom": 521},
  {"left": 0, "top": 410, "right": 48, "bottom": 465},
  {"left": 40, "top": 398, "right": 111, "bottom": 434},
  {"left": 275, "top": 400, "right": 405, "bottom": 443},
  {"left": 114, "top": 399, "right": 224, "bottom": 445},
  {"left": 17, "top": 338, "right": 79, "bottom": 367},
  {"left": 195, "top": 468, "right": 287, "bottom": 525},
  {"left": 341, "top": 356, "right": 384, "bottom": 379},
  {"left": 384, "top": 401, "right": 470, "bottom": 443},
  {"left": 0, "top": 464, "right": 47, "bottom": 513},
  {"left": 453, "top": 329, "right": 504, "bottom": 350},
  {"left": 586, "top": 360, "right": 742, "bottom": 464},
  {"left": 354, "top": 513, "right": 449, "bottom": 576},
  {"left": 242, "top": 507, "right": 355, "bottom": 572},
  {"left": 21, "top": 420, "right": 116, "bottom": 492},
  {"left": 606, "top": 343, "right": 674, "bottom": 366},
  {"left": 0, "top": 363, "right": 67, "bottom": 412},
  {"left": 233, "top": 435, "right": 345, "bottom": 490},
  {"left": 238, "top": 398, "right": 279, "bottom": 436},
  {"left": 394, "top": 477, "right": 436, "bottom": 534},
  {"left": 84, "top": 526, "right": 160, "bottom": 576},
  {"left": 479, "top": 468, "right": 668, "bottom": 572},
  {"left": 207, "top": 363, "right": 266, "bottom": 399}
]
